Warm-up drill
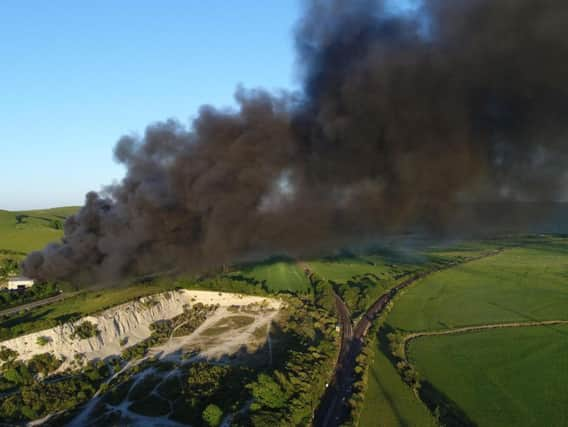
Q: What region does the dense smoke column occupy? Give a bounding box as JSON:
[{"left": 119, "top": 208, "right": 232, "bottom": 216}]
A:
[{"left": 24, "top": 0, "right": 568, "bottom": 283}]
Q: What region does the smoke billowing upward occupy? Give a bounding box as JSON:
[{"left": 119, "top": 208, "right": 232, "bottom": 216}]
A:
[{"left": 24, "top": 0, "right": 568, "bottom": 282}]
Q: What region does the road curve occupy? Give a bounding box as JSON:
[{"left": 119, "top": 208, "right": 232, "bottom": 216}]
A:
[
  {"left": 313, "top": 249, "right": 504, "bottom": 427},
  {"left": 314, "top": 274, "right": 423, "bottom": 427},
  {"left": 315, "top": 292, "right": 353, "bottom": 427}
]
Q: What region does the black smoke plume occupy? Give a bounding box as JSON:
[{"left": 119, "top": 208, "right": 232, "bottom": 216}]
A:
[{"left": 25, "top": 0, "right": 568, "bottom": 282}]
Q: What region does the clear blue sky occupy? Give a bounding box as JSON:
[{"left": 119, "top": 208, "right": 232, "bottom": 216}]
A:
[
  {"left": 0, "top": 1, "right": 300, "bottom": 210},
  {"left": 0, "top": 0, "right": 419, "bottom": 211}
]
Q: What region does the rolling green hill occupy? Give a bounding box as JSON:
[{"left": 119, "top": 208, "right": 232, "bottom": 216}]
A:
[{"left": 0, "top": 207, "right": 79, "bottom": 254}]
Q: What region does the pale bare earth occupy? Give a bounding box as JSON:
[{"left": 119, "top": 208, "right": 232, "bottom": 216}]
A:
[
  {"left": 62, "top": 291, "right": 282, "bottom": 427},
  {"left": 0, "top": 290, "right": 283, "bottom": 371}
]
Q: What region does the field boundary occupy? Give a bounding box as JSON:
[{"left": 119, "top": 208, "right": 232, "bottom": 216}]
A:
[
  {"left": 396, "top": 318, "right": 568, "bottom": 426},
  {"left": 402, "top": 319, "right": 568, "bottom": 362},
  {"left": 315, "top": 248, "right": 507, "bottom": 426}
]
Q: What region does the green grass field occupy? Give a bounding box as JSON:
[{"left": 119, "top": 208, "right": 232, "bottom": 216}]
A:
[
  {"left": 387, "top": 242, "right": 568, "bottom": 332},
  {"left": 369, "top": 236, "right": 568, "bottom": 427},
  {"left": 360, "top": 342, "right": 436, "bottom": 427},
  {"left": 237, "top": 260, "right": 310, "bottom": 292},
  {"left": 307, "top": 257, "right": 390, "bottom": 283},
  {"left": 307, "top": 250, "right": 426, "bottom": 285},
  {"left": 1, "top": 209, "right": 566, "bottom": 427},
  {"left": 0, "top": 207, "right": 79, "bottom": 253},
  {"left": 409, "top": 325, "right": 568, "bottom": 427}
]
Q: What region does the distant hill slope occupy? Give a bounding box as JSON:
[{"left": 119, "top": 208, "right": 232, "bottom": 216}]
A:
[{"left": 0, "top": 207, "right": 80, "bottom": 254}]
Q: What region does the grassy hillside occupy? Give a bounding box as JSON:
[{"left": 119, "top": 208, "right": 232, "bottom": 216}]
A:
[
  {"left": 0, "top": 207, "right": 79, "bottom": 254},
  {"left": 235, "top": 259, "right": 310, "bottom": 292},
  {"left": 387, "top": 240, "right": 568, "bottom": 332},
  {"left": 409, "top": 325, "right": 568, "bottom": 427}
]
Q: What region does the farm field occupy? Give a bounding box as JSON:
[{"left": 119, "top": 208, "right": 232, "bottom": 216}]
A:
[
  {"left": 387, "top": 241, "right": 568, "bottom": 332},
  {"left": 0, "top": 207, "right": 78, "bottom": 253},
  {"left": 237, "top": 259, "right": 310, "bottom": 292},
  {"left": 2, "top": 215, "right": 567, "bottom": 427},
  {"left": 409, "top": 325, "right": 568, "bottom": 427},
  {"left": 360, "top": 342, "right": 436, "bottom": 427},
  {"left": 363, "top": 236, "right": 568, "bottom": 427},
  {"left": 307, "top": 250, "right": 425, "bottom": 285},
  {"left": 308, "top": 256, "right": 392, "bottom": 283}
]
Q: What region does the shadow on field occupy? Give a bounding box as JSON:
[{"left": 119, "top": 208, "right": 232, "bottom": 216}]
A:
[
  {"left": 418, "top": 381, "right": 476, "bottom": 427},
  {"left": 0, "top": 308, "right": 54, "bottom": 329},
  {"left": 377, "top": 324, "right": 476, "bottom": 427},
  {"left": 368, "top": 363, "right": 409, "bottom": 427}
]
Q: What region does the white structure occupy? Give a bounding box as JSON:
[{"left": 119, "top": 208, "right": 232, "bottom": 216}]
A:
[{"left": 7, "top": 276, "right": 35, "bottom": 291}]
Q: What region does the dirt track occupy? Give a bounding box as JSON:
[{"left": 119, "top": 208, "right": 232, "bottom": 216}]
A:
[{"left": 402, "top": 319, "right": 568, "bottom": 360}]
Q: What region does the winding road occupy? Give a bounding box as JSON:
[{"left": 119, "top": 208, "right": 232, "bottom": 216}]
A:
[{"left": 313, "top": 249, "right": 504, "bottom": 427}]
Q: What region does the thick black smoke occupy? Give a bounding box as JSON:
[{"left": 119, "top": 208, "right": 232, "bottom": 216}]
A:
[{"left": 25, "top": 0, "right": 568, "bottom": 282}]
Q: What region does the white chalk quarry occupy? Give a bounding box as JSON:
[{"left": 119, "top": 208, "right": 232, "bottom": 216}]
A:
[{"left": 0, "top": 290, "right": 281, "bottom": 369}]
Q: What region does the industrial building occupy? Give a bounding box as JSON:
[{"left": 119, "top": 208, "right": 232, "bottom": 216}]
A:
[{"left": 6, "top": 276, "right": 35, "bottom": 291}]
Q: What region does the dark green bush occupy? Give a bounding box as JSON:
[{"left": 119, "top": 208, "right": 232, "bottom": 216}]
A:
[{"left": 71, "top": 321, "right": 100, "bottom": 340}]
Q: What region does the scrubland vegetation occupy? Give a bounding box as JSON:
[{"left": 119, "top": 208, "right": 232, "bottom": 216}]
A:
[
  {"left": 121, "top": 302, "right": 217, "bottom": 361},
  {"left": 71, "top": 321, "right": 100, "bottom": 340},
  {"left": 0, "top": 218, "right": 567, "bottom": 427}
]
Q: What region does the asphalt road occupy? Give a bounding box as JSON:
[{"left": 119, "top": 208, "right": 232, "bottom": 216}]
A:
[
  {"left": 314, "top": 249, "right": 505, "bottom": 427},
  {"left": 314, "top": 292, "right": 354, "bottom": 427},
  {"left": 314, "top": 286, "right": 401, "bottom": 427},
  {"left": 0, "top": 292, "right": 78, "bottom": 317}
]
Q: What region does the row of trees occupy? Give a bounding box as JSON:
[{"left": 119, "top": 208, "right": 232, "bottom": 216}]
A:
[
  {"left": 343, "top": 324, "right": 379, "bottom": 426},
  {"left": 242, "top": 296, "right": 338, "bottom": 426},
  {"left": 0, "top": 256, "right": 19, "bottom": 280}
]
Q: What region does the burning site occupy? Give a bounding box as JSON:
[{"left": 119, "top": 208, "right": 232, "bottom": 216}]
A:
[
  {"left": 21, "top": 0, "right": 568, "bottom": 283},
  {"left": 1, "top": 1, "right": 568, "bottom": 426}
]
